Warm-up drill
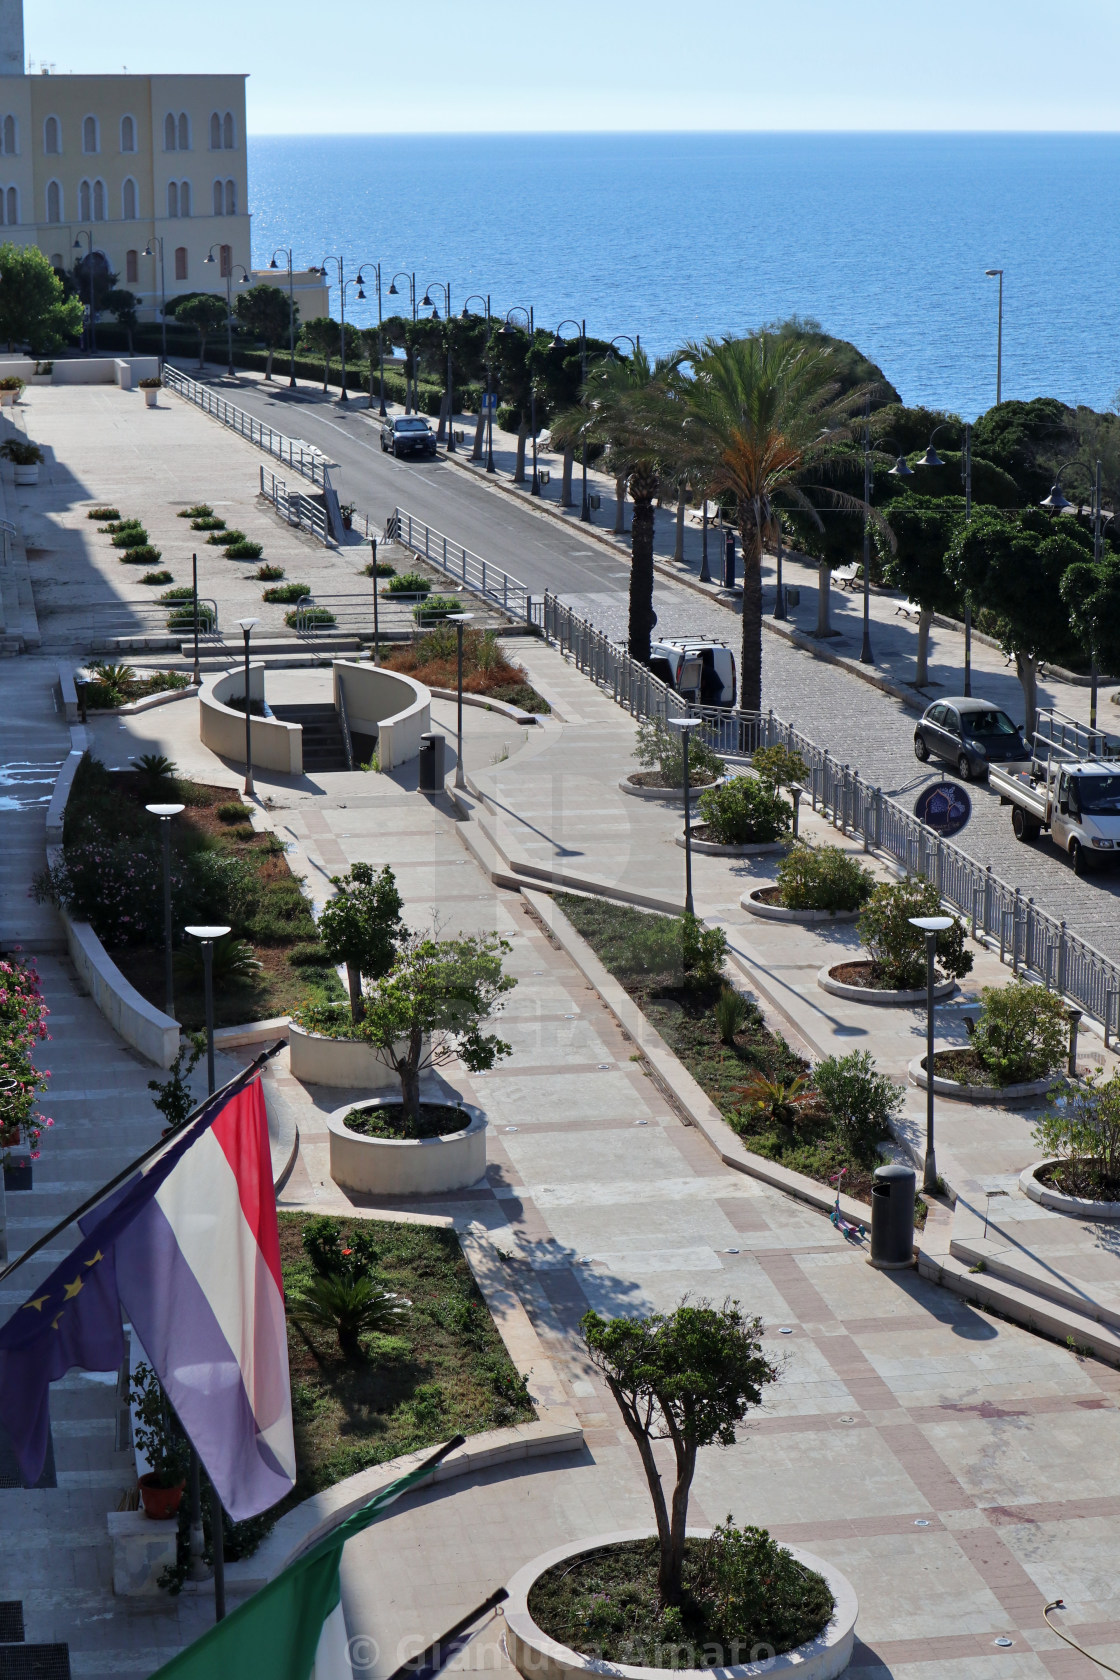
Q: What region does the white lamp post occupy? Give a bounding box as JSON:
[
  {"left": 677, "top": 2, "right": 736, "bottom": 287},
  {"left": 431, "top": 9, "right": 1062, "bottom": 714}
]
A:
[
  {"left": 909, "top": 915, "right": 954, "bottom": 1192},
  {"left": 146, "top": 801, "right": 185, "bottom": 1016},
  {"left": 237, "top": 617, "right": 260, "bottom": 797},
  {"left": 447, "top": 612, "right": 475, "bottom": 789},
  {"left": 667, "top": 717, "right": 705, "bottom": 914}
]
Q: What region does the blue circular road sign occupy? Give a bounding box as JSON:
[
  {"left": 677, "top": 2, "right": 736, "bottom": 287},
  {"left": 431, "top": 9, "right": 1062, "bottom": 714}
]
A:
[{"left": 914, "top": 780, "right": 972, "bottom": 837}]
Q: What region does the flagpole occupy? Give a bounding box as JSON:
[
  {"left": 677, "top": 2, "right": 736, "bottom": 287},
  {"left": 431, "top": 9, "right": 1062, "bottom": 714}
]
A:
[
  {"left": 0, "top": 1041, "right": 285, "bottom": 1288},
  {"left": 384, "top": 1588, "right": 508, "bottom": 1680}
]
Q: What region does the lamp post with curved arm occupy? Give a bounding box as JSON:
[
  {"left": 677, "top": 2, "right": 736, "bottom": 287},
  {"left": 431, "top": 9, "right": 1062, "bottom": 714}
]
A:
[
  {"left": 354, "top": 263, "right": 386, "bottom": 415},
  {"left": 500, "top": 306, "right": 538, "bottom": 493},
  {"left": 914, "top": 423, "right": 971, "bottom": 690},
  {"left": 72, "top": 229, "right": 96, "bottom": 353},
  {"left": 462, "top": 295, "right": 494, "bottom": 470},
  {"left": 267, "top": 246, "right": 297, "bottom": 387},
  {"left": 204, "top": 246, "right": 251, "bottom": 376},
  {"left": 423, "top": 281, "right": 455, "bottom": 452},
  {"left": 141, "top": 235, "right": 166, "bottom": 368},
  {"left": 859, "top": 425, "right": 914, "bottom": 666},
  {"left": 388, "top": 272, "right": 417, "bottom": 410},
  {"left": 313, "top": 256, "right": 351, "bottom": 401},
  {"left": 1040, "top": 458, "right": 1104, "bottom": 730},
  {"left": 551, "top": 318, "right": 588, "bottom": 518}
]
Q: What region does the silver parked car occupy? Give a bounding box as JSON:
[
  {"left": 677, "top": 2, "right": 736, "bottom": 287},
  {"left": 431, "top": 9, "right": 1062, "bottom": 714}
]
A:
[{"left": 913, "top": 696, "right": 1029, "bottom": 782}]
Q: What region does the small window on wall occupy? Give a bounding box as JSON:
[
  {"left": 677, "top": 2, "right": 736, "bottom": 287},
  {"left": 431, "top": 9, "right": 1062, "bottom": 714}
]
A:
[
  {"left": 2, "top": 116, "right": 15, "bottom": 155},
  {"left": 177, "top": 113, "right": 190, "bottom": 151},
  {"left": 212, "top": 178, "right": 223, "bottom": 216},
  {"left": 46, "top": 180, "right": 61, "bottom": 222},
  {"left": 121, "top": 114, "right": 136, "bottom": 153},
  {"left": 126, "top": 248, "right": 138, "bottom": 284},
  {"left": 50, "top": 252, "right": 62, "bottom": 268},
  {"left": 174, "top": 246, "right": 188, "bottom": 281},
  {"left": 167, "top": 181, "right": 178, "bottom": 217},
  {"left": 164, "top": 113, "right": 176, "bottom": 151},
  {"left": 224, "top": 179, "right": 236, "bottom": 216},
  {"left": 79, "top": 178, "right": 91, "bottom": 220},
  {"left": 210, "top": 112, "right": 221, "bottom": 150},
  {"left": 179, "top": 180, "right": 191, "bottom": 217},
  {"left": 82, "top": 115, "right": 98, "bottom": 154},
  {"left": 5, "top": 188, "right": 16, "bottom": 226},
  {"left": 44, "top": 115, "right": 60, "bottom": 155},
  {"left": 220, "top": 244, "right": 231, "bottom": 277},
  {"left": 122, "top": 177, "right": 137, "bottom": 219},
  {"left": 92, "top": 179, "right": 106, "bottom": 220},
  {"left": 223, "top": 112, "right": 234, "bottom": 149}
]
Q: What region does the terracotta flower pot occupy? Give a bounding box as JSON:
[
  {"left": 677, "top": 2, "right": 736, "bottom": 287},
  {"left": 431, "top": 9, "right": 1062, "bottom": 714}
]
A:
[{"left": 138, "top": 1472, "right": 185, "bottom": 1520}]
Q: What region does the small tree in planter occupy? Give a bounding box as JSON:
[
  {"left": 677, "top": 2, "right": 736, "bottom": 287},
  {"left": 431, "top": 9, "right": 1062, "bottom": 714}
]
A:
[
  {"left": 581, "top": 1299, "right": 779, "bottom": 1605},
  {"left": 317, "top": 862, "right": 404, "bottom": 1024},
  {"left": 776, "top": 843, "right": 876, "bottom": 913},
  {"left": 359, "top": 932, "right": 516, "bottom": 1128},
  {"left": 696, "top": 775, "right": 789, "bottom": 844},
  {"left": 1033, "top": 1072, "right": 1120, "bottom": 1198},
  {"left": 634, "top": 717, "right": 724, "bottom": 789},
  {"left": 129, "top": 1362, "right": 190, "bottom": 1516},
  {"left": 968, "top": 980, "right": 1068, "bottom": 1086},
  {"left": 857, "top": 878, "right": 973, "bottom": 990}
]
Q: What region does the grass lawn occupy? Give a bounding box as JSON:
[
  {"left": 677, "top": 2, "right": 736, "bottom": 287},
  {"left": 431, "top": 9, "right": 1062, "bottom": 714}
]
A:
[
  {"left": 280, "top": 1214, "right": 535, "bottom": 1501},
  {"left": 555, "top": 894, "right": 890, "bottom": 1205}
]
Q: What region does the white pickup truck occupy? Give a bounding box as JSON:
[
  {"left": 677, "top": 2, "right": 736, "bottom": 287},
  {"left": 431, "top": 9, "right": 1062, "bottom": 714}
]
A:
[{"left": 989, "top": 709, "right": 1120, "bottom": 875}]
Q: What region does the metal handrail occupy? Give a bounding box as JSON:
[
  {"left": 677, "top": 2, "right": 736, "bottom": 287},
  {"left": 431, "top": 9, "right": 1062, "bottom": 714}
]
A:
[
  {"left": 336, "top": 680, "right": 355, "bottom": 773},
  {"left": 164, "top": 366, "right": 334, "bottom": 486},
  {"left": 91, "top": 597, "right": 220, "bottom": 634},
  {"left": 259, "top": 465, "right": 331, "bottom": 547},
  {"left": 388, "top": 506, "right": 537, "bottom": 625}
]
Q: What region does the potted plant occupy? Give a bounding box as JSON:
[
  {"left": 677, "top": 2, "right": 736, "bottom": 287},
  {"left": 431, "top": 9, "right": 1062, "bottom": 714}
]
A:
[
  {"left": 504, "top": 1301, "right": 857, "bottom": 1677},
  {"left": 910, "top": 978, "right": 1069, "bottom": 1101},
  {"left": 0, "top": 438, "right": 44, "bottom": 485},
  {"left": 129, "top": 1361, "right": 189, "bottom": 1519},
  {"left": 623, "top": 717, "right": 725, "bottom": 801},
  {"left": 743, "top": 841, "right": 876, "bottom": 922},
  {"left": 339, "top": 501, "right": 356, "bottom": 532},
  {"left": 1025, "top": 1071, "right": 1120, "bottom": 1214},
  {"left": 0, "top": 375, "right": 24, "bottom": 407},
  {"left": 817, "top": 876, "right": 973, "bottom": 1004},
  {"left": 31, "top": 361, "right": 52, "bottom": 386},
  {"left": 688, "top": 774, "right": 790, "bottom": 855},
  {"left": 139, "top": 376, "right": 162, "bottom": 408},
  {"left": 289, "top": 864, "right": 405, "bottom": 1087},
  {"left": 325, "top": 931, "right": 515, "bottom": 1196}
]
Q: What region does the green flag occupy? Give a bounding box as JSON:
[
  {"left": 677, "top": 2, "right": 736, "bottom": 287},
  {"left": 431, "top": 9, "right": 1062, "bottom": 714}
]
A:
[{"left": 152, "top": 1437, "right": 465, "bottom": 1680}]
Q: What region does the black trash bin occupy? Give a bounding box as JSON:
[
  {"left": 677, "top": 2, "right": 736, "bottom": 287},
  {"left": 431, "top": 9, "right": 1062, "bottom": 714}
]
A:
[
  {"left": 722, "top": 530, "right": 736, "bottom": 589},
  {"left": 870, "top": 1163, "right": 916, "bottom": 1269},
  {"left": 417, "top": 732, "right": 445, "bottom": 791}
]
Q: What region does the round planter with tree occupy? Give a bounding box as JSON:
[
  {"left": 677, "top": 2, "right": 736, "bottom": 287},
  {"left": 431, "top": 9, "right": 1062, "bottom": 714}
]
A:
[
  {"left": 1, "top": 438, "right": 43, "bottom": 485},
  {"left": 623, "top": 716, "right": 724, "bottom": 801},
  {"left": 292, "top": 862, "right": 405, "bottom": 1086},
  {"left": 818, "top": 877, "right": 971, "bottom": 1004},
  {"left": 1022, "top": 1070, "right": 1120, "bottom": 1215},
  {"left": 743, "top": 842, "right": 876, "bottom": 923},
  {"left": 140, "top": 378, "right": 162, "bottom": 408},
  {"left": 908, "top": 978, "right": 1069, "bottom": 1102},
  {"left": 679, "top": 774, "right": 791, "bottom": 855}
]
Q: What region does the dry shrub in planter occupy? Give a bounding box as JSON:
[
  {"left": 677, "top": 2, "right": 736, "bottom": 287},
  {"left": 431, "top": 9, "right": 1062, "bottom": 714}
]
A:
[
  {"left": 857, "top": 878, "right": 973, "bottom": 990},
  {"left": 776, "top": 843, "right": 875, "bottom": 913},
  {"left": 634, "top": 717, "right": 724, "bottom": 789},
  {"left": 697, "top": 775, "right": 788, "bottom": 844}
]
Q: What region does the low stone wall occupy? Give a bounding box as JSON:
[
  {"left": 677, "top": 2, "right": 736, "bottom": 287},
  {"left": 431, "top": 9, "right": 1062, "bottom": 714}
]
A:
[
  {"left": 200, "top": 663, "right": 303, "bottom": 776},
  {"left": 45, "top": 747, "right": 84, "bottom": 844},
  {"left": 333, "top": 661, "right": 430, "bottom": 772},
  {"left": 48, "top": 356, "right": 161, "bottom": 387},
  {"left": 62, "top": 914, "right": 179, "bottom": 1069}
]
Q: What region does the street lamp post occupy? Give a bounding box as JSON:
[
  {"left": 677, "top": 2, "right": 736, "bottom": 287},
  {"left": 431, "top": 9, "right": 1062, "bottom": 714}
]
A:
[
  {"left": 985, "top": 268, "right": 1004, "bottom": 406},
  {"left": 448, "top": 612, "right": 475, "bottom": 789},
  {"left": 190, "top": 551, "right": 202, "bottom": 686},
  {"left": 552, "top": 319, "right": 588, "bottom": 518},
  {"left": 422, "top": 282, "right": 455, "bottom": 452},
  {"left": 238, "top": 618, "right": 260, "bottom": 797},
  {"left": 142, "top": 236, "right": 167, "bottom": 369},
  {"left": 501, "top": 307, "right": 538, "bottom": 493},
  {"left": 914, "top": 422, "right": 968, "bottom": 690},
  {"left": 204, "top": 247, "right": 250, "bottom": 376},
  {"left": 773, "top": 512, "right": 786, "bottom": 620},
  {"left": 909, "top": 915, "right": 953, "bottom": 1193},
  {"left": 267, "top": 247, "right": 297, "bottom": 387},
  {"left": 146, "top": 801, "right": 185, "bottom": 1016},
  {"left": 699, "top": 497, "right": 711, "bottom": 585},
  {"left": 860, "top": 402, "right": 874, "bottom": 663},
  {"left": 667, "top": 717, "right": 704, "bottom": 915},
  {"left": 462, "top": 296, "right": 493, "bottom": 467},
  {"left": 313, "top": 257, "right": 351, "bottom": 400},
  {"left": 388, "top": 272, "right": 418, "bottom": 410},
  {"left": 72, "top": 230, "right": 96, "bottom": 353},
  {"left": 355, "top": 263, "right": 386, "bottom": 414}
]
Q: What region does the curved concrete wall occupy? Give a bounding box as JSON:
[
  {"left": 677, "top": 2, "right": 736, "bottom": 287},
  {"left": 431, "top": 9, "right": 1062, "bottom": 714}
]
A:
[
  {"left": 201, "top": 663, "right": 303, "bottom": 776},
  {"left": 63, "top": 913, "right": 179, "bottom": 1068},
  {"left": 332, "top": 661, "right": 430, "bottom": 772}
]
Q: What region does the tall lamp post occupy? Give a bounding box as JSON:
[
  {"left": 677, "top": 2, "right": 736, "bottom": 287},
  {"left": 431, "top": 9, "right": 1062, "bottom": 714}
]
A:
[
  {"left": 237, "top": 617, "right": 259, "bottom": 797},
  {"left": 72, "top": 229, "right": 96, "bottom": 353},
  {"left": 267, "top": 246, "right": 297, "bottom": 387},
  {"left": 667, "top": 717, "right": 703, "bottom": 915},
  {"left": 860, "top": 429, "right": 915, "bottom": 664},
  {"left": 1040, "top": 461, "right": 1103, "bottom": 729},
  {"left": 500, "top": 307, "right": 539, "bottom": 493},
  {"left": 914, "top": 422, "right": 969, "bottom": 691},
  {"left": 462, "top": 296, "right": 493, "bottom": 469},
  {"left": 146, "top": 801, "right": 184, "bottom": 1017},
  {"left": 985, "top": 268, "right": 1004, "bottom": 407},
  {"left": 388, "top": 272, "right": 417, "bottom": 410},
  {"left": 313, "top": 256, "right": 352, "bottom": 401},
  {"left": 141, "top": 236, "right": 167, "bottom": 368},
  {"left": 447, "top": 612, "right": 475, "bottom": 789},
  {"left": 909, "top": 915, "right": 953, "bottom": 1193},
  {"left": 203, "top": 246, "right": 250, "bottom": 376},
  {"left": 422, "top": 281, "right": 456, "bottom": 452},
  {"left": 355, "top": 262, "right": 387, "bottom": 414},
  {"left": 551, "top": 318, "right": 589, "bottom": 518}
]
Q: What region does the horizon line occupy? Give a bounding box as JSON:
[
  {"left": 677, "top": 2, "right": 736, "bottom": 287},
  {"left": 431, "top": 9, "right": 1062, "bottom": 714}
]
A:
[{"left": 245, "top": 126, "right": 1120, "bottom": 139}]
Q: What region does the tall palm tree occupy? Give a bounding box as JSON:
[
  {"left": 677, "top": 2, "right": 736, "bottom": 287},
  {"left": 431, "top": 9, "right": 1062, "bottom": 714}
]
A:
[{"left": 677, "top": 333, "right": 884, "bottom": 713}]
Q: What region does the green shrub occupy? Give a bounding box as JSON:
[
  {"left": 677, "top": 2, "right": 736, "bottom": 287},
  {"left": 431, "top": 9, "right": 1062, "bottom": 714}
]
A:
[
  {"left": 87, "top": 505, "right": 119, "bottom": 520},
  {"left": 364, "top": 560, "right": 396, "bottom": 577},
  {"left": 1033, "top": 1072, "right": 1120, "bottom": 1193},
  {"left": 971, "top": 980, "right": 1068, "bottom": 1086},
  {"left": 226, "top": 540, "right": 263, "bottom": 560},
  {"left": 176, "top": 932, "right": 261, "bottom": 989},
  {"left": 100, "top": 518, "right": 143, "bottom": 534},
  {"left": 140, "top": 569, "right": 174, "bottom": 585},
  {"left": 776, "top": 843, "right": 876, "bottom": 913},
  {"left": 256, "top": 563, "right": 285, "bottom": 581},
  {"left": 714, "top": 985, "right": 750, "bottom": 1044},
  {"left": 705, "top": 1520, "right": 835, "bottom": 1652},
  {"left": 166, "top": 600, "right": 216, "bottom": 632},
  {"left": 813, "top": 1050, "right": 904, "bottom": 1150},
  {"left": 286, "top": 1273, "right": 407, "bottom": 1362},
  {"left": 178, "top": 504, "right": 213, "bottom": 519},
  {"left": 111, "top": 526, "right": 150, "bottom": 548},
  {"left": 263, "top": 582, "right": 310, "bottom": 604},
  {"left": 286, "top": 606, "right": 336, "bottom": 628},
  {"left": 385, "top": 571, "right": 432, "bottom": 596},
  {"left": 697, "top": 775, "right": 789, "bottom": 844},
  {"left": 208, "top": 528, "right": 246, "bottom": 546},
  {"left": 857, "top": 878, "right": 973, "bottom": 990},
  {"left": 751, "top": 744, "right": 808, "bottom": 789},
  {"left": 634, "top": 717, "right": 725, "bottom": 788},
  {"left": 119, "top": 544, "right": 162, "bottom": 565},
  {"left": 414, "top": 594, "right": 463, "bottom": 622},
  {"left": 190, "top": 516, "right": 226, "bottom": 531},
  {"left": 216, "top": 801, "right": 252, "bottom": 824}
]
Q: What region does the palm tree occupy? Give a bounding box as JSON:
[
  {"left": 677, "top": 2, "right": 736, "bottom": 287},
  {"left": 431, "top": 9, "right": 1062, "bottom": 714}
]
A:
[{"left": 677, "top": 333, "right": 885, "bottom": 713}]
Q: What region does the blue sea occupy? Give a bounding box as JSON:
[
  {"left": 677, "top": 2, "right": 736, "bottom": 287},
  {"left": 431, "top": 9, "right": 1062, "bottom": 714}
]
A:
[{"left": 247, "top": 132, "right": 1120, "bottom": 419}]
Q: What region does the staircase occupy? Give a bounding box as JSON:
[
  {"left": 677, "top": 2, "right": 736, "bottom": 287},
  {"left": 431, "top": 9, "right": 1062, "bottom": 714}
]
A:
[{"left": 270, "top": 703, "right": 351, "bottom": 772}]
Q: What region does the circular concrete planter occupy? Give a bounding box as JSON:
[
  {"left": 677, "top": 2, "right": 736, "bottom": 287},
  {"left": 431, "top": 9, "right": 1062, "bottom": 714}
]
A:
[
  {"left": 817, "top": 962, "right": 957, "bottom": 1006},
  {"left": 505, "top": 1530, "right": 857, "bottom": 1680},
  {"left": 742, "top": 889, "right": 862, "bottom": 923},
  {"left": 676, "top": 831, "right": 785, "bottom": 857},
  {"left": 327, "top": 1097, "right": 487, "bottom": 1197},
  {"left": 908, "top": 1055, "right": 1057, "bottom": 1104},
  {"left": 1020, "top": 1159, "right": 1120, "bottom": 1218},
  {"left": 619, "top": 774, "right": 719, "bottom": 803},
  {"left": 289, "top": 1019, "right": 421, "bottom": 1091}
]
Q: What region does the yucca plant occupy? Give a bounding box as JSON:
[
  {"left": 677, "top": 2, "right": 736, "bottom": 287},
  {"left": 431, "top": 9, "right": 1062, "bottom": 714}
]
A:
[
  {"left": 286, "top": 1273, "right": 408, "bottom": 1361},
  {"left": 177, "top": 932, "right": 261, "bottom": 991},
  {"left": 714, "top": 985, "right": 750, "bottom": 1045},
  {"left": 732, "top": 1071, "right": 814, "bottom": 1127}
]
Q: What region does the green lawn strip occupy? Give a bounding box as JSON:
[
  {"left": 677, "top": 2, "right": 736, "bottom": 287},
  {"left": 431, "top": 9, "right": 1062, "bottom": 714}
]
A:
[
  {"left": 279, "top": 1214, "right": 535, "bottom": 1501},
  {"left": 554, "top": 894, "right": 888, "bottom": 1206}
]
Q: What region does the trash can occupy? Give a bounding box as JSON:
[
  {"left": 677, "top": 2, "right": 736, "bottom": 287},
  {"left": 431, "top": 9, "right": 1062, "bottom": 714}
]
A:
[
  {"left": 869, "top": 1163, "right": 916, "bottom": 1270},
  {"left": 722, "top": 530, "right": 736, "bottom": 589},
  {"left": 417, "top": 732, "right": 445, "bottom": 791}
]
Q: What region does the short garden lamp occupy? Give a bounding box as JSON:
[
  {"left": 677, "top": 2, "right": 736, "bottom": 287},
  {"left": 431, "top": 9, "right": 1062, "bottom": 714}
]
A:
[
  {"left": 667, "top": 716, "right": 705, "bottom": 916},
  {"left": 909, "top": 914, "right": 954, "bottom": 1192},
  {"left": 446, "top": 611, "right": 474, "bottom": 790},
  {"left": 146, "top": 801, "right": 185, "bottom": 1017},
  {"left": 788, "top": 781, "right": 803, "bottom": 839},
  {"left": 184, "top": 925, "right": 231, "bottom": 1097},
  {"left": 237, "top": 617, "right": 260, "bottom": 798}
]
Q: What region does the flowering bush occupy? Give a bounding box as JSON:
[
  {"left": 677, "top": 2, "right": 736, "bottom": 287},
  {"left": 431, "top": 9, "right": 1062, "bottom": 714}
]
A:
[
  {"left": 0, "top": 954, "right": 52, "bottom": 1156},
  {"left": 33, "top": 839, "right": 171, "bottom": 946}
]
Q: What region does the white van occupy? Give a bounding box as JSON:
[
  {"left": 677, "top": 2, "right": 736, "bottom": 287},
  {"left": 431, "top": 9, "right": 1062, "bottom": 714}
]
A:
[{"left": 649, "top": 639, "right": 736, "bottom": 707}]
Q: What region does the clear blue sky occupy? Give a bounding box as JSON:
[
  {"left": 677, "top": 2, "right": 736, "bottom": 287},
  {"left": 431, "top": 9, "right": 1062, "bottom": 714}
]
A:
[{"left": 25, "top": 0, "right": 1120, "bottom": 133}]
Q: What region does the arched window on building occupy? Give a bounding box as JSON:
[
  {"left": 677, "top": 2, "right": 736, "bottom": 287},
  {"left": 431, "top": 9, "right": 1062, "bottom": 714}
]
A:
[
  {"left": 46, "top": 179, "right": 61, "bottom": 222},
  {"left": 79, "top": 178, "right": 91, "bottom": 221},
  {"left": 179, "top": 179, "right": 191, "bottom": 217},
  {"left": 125, "top": 249, "right": 138, "bottom": 284},
  {"left": 121, "top": 114, "right": 136, "bottom": 153},
  {"left": 92, "top": 179, "right": 106, "bottom": 220},
  {"left": 212, "top": 178, "right": 223, "bottom": 216},
  {"left": 219, "top": 244, "right": 231, "bottom": 277},
  {"left": 210, "top": 112, "right": 221, "bottom": 150},
  {"left": 82, "top": 115, "right": 98, "bottom": 154},
  {"left": 174, "top": 246, "right": 188, "bottom": 281},
  {"left": 224, "top": 179, "right": 236, "bottom": 216},
  {"left": 164, "top": 112, "right": 176, "bottom": 151},
  {"left": 122, "top": 177, "right": 137, "bottom": 219},
  {"left": 0, "top": 192, "right": 7, "bottom": 226},
  {"left": 223, "top": 112, "right": 234, "bottom": 149},
  {"left": 44, "top": 115, "right": 60, "bottom": 155},
  {"left": 167, "top": 180, "right": 178, "bottom": 218},
  {"left": 5, "top": 187, "right": 17, "bottom": 226},
  {"left": 2, "top": 116, "right": 15, "bottom": 155},
  {"left": 177, "top": 112, "right": 190, "bottom": 151}
]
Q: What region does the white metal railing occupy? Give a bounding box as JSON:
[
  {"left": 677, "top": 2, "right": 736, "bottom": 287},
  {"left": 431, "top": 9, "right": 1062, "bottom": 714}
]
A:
[
  {"left": 388, "top": 507, "right": 536, "bottom": 624},
  {"left": 290, "top": 591, "right": 473, "bottom": 639},
  {"left": 90, "top": 597, "right": 220, "bottom": 638},
  {"left": 259, "top": 465, "right": 331, "bottom": 546},
  {"left": 164, "top": 366, "right": 334, "bottom": 485}
]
